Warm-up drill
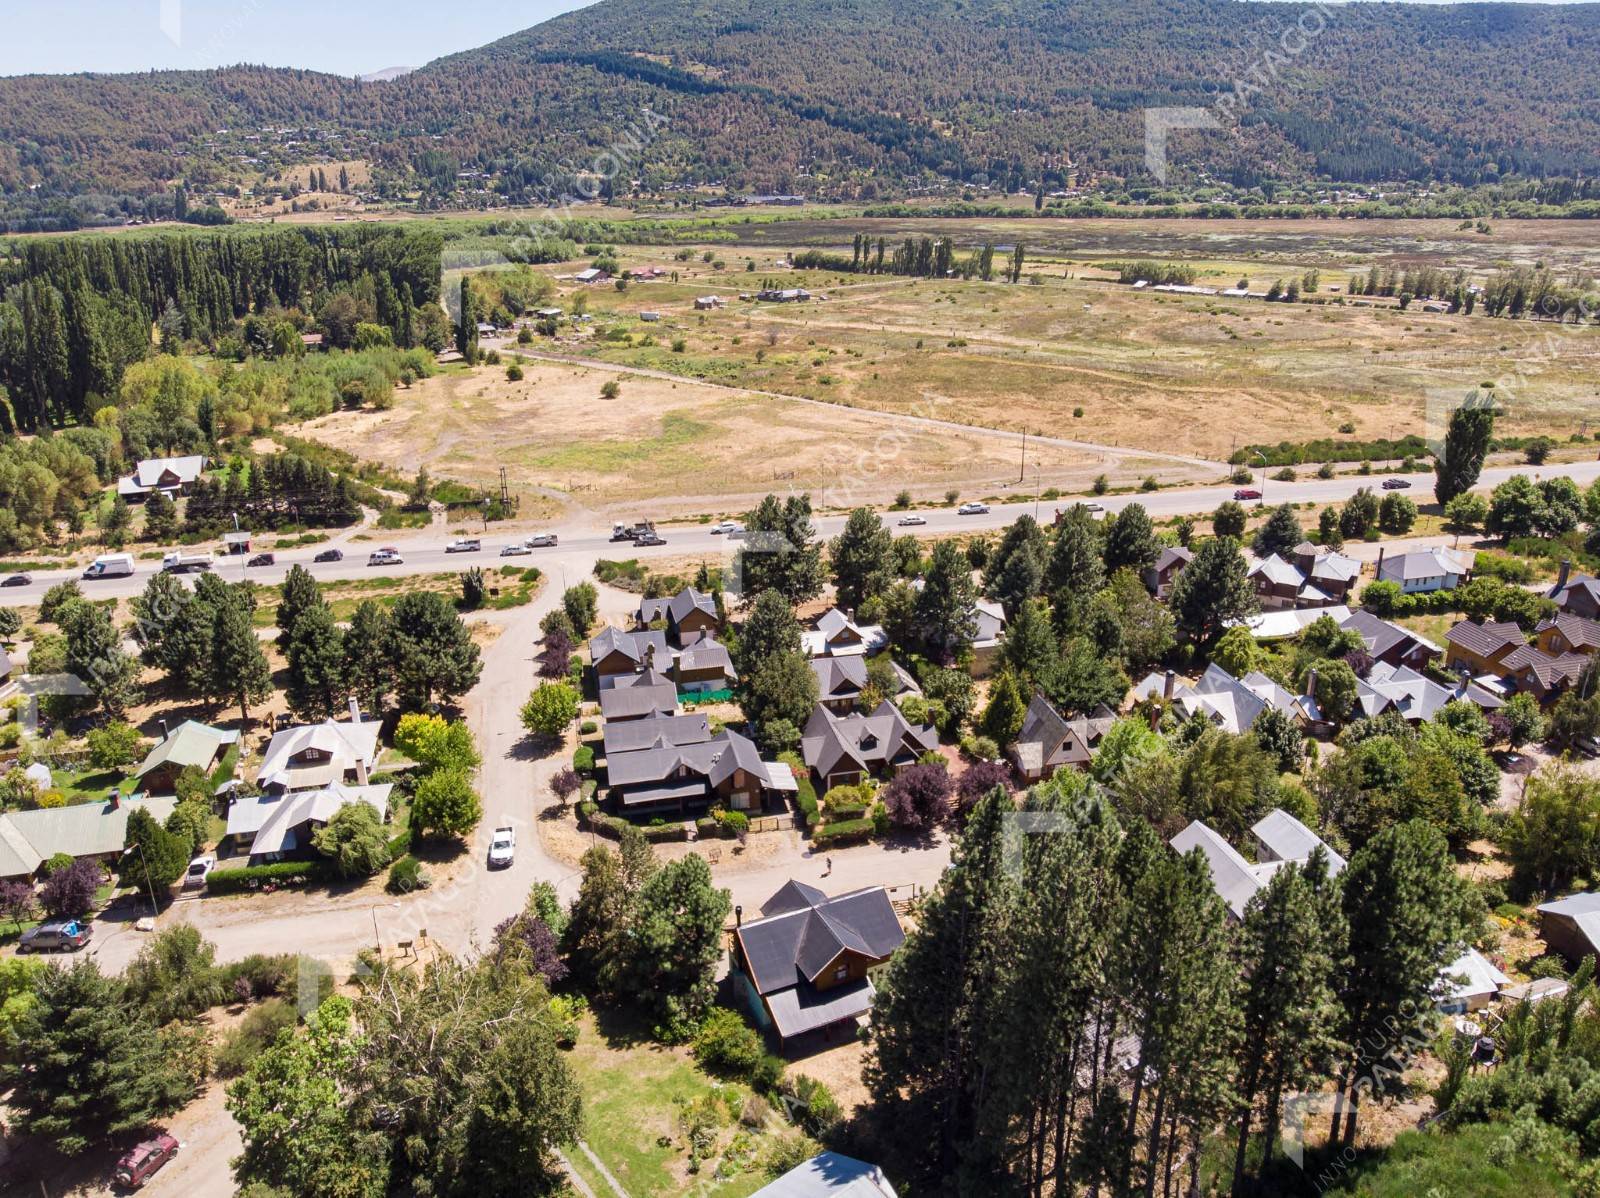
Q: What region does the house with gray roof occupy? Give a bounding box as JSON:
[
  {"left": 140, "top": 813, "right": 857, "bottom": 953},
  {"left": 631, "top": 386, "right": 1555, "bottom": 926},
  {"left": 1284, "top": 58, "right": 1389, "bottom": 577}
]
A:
[
  {"left": 606, "top": 726, "right": 793, "bottom": 814},
  {"left": 602, "top": 712, "right": 710, "bottom": 757},
  {"left": 1538, "top": 892, "right": 1600, "bottom": 966},
  {"left": 1536, "top": 613, "right": 1600, "bottom": 658},
  {"left": 1355, "top": 661, "right": 1503, "bottom": 723},
  {"left": 1010, "top": 692, "right": 1093, "bottom": 782},
  {"left": 133, "top": 720, "right": 239, "bottom": 794},
  {"left": 598, "top": 668, "right": 679, "bottom": 722},
  {"left": 810, "top": 656, "right": 919, "bottom": 715},
  {"left": 1134, "top": 664, "right": 1313, "bottom": 735},
  {"left": 636, "top": 586, "right": 723, "bottom": 646},
  {"left": 732, "top": 881, "right": 905, "bottom": 1045},
  {"left": 116, "top": 454, "right": 206, "bottom": 501},
  {"left": 1143, "top": 545, "right": 1193, "bottom": 599},
  {"left": 800, "top": 702, "right": 940, "bottom": 791},
  {"left": 802, "top": 608, "right": 889, "bottom": 658},
  {"left": 226, "top": 783, "right": 392, "bottom": 863},
  {"left": 0, "top": 795, "right": 179, "bottom": 880},
  {"left": 1376, "top": 545, "right": 1472, "bottom": 593},
  {"left": 752, "top": 1153, "right": 898, "bottom": 1198},
  {"left": 1549, "top": 563, "right": 1600, "bottom": 620},
  {"left": 1173, "top": 808, "right": 1343, "bottom": 921},
  {"left": 256, "top": 717, "right": 380, "bottom": 793},
  {"left": 1249, "top": 549, "right": 1359, "bottom": 611},
  {"left": 1444, "top": 619, "right": 1526, "bottom": 677},
  {"left": 590, "top": 626, "right": 671, "bottom": 681},
  {"left": 1341, "top": 610, "right": 1441, "bottom": 671}
]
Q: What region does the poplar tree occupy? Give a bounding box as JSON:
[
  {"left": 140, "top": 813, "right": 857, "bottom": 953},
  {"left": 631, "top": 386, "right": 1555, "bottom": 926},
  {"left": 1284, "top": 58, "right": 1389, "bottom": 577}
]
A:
[{"left": 1432, "top": 391, "right": 1496, "bottom": 504}]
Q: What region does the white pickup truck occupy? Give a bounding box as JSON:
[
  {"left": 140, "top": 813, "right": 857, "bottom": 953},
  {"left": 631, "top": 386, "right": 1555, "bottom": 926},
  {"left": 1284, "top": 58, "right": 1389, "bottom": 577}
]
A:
[{"left": 488, "top": 826, "right": 516, "bottom": 869}]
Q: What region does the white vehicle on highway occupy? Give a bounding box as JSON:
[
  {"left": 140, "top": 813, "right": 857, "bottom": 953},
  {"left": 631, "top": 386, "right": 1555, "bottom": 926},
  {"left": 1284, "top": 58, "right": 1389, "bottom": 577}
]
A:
[
  {"left": 500, "top": 543, "right": 533, "bottom": 557},
  {"left": 446, "top": 538, "right": 481, "bottom": 553},
  {"left": 710, "top": 521, "right": 743, "bottom": 535},
  {"left": 488, "top": 826, "right": 516, "bottom": 869},
  {"left": 367, "top": 548, "right": 403, "bottom": 567},
  {"left": 957, "top": 502, "right": 989, "bottom": 515},
  {"left": 161, "top": 551, "right": 213, "bottom": 574},
  {"left": 525, "top": 533, "right": 559, "bottom": 548},
  {"left": 83, "top": 553, "right": 136, "bottom": 580},
  {"left": 897, "top": 514, "right": 927, "bottom": 526}
]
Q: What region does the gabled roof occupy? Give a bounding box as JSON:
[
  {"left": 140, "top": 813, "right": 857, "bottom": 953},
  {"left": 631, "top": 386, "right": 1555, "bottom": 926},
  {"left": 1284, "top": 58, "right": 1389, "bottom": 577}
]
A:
[
  {"left": 1501, "top": 644, "right": 1587, "bottom": 692},
  {"left": 1251, "top": 809, "right": 1345, "bottom": 874},
  {"left": 1013, "top": 692, "right": 1091, "bottom": 773},
  {"left": 590, "top": 626, "right": 671, "bottom": 669},
  {"left": 1551, "top": 573, "right": 1600, "bottom": 606},
  {"left": 1536, "top": 613, "right": 1600, "bottom": 652},
  {"left": 809, "top": 657, "right": 918, "bottom": 703},
  {"left": 133, "top": 720, "right": 238, "bottom": 784},
  {"left": 230, "top": 784, "right": 391, "bottom": 857},
  {"left": 737, "top": 884, "right": 904, "bottom": 996},
  {"left": 1445, "top": 619, "right": 1525, "bottom": 660},
  {"left": 1249, "top": 554, "right": 1306, "bottom": 588},
  {"left": 607, "top": 727, "right": 776, "bottom": 798},
  {"left": 1436, "top": 947, "right": 1510, "bottom": 1005},
  {"left": 256, "top": 719, "right": 380, "bottom": 790},
  {"left": 801, "top": 702, "right": 939, "bottom": 780},
  {"left": 676, "top": 637, "right": 737, "bottom": 679},
  {"left": 1377, "top": 547, "right": 1471, "bottom": 584},
  {"left": 972, "top": 600, "right": 1006, "bottom": 645},
  {"left": 753, "top": 1152, "right": 898, "bottom": 1198},
  {"left": 1341, "top": 610, "right": 1440, "bottom": 660},
  {"left": 602, "top": 712, "right": 710, "bottom": 757},
  {"left": 1151, "top": 545, "right": 1193, "bottom": 574},
  {"left": 804, "top": 609, "right": 889, "bottom": 657},
  {"left": 1307, "top": 551, "right": 1362, "bottom": 586},
  {"left": 118, "top": 454, "right": 205, "bottom": 494},
  {"left": 0, "top": 796, "right": 179, "bottom": 877},
  {"left": 1172, "top": 820, "right": 1272, "bottom": 920}
]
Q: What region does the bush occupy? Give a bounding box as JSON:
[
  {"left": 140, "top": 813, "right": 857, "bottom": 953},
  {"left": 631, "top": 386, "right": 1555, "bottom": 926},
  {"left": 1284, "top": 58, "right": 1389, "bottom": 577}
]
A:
[
  {"left": 693, "top": 1009, "right": 766, "bottom": 1078},
  {"left": 215, "top": 998, "right": 296, "bottom": 1077},
  {"left": 218, "top": 953, "right": 300, "bottom": 1002},
  {"left": 779, "top": 1074, "right": 841, "bottom": 1138},
  {"left": 579, "top": 720, "right": 598, "bottom": 735},
  {"left": 573, "top": 744, "right": 596, "bottom": 774},
  {"left": 206, "top": 860, "right": 334, "bottom": 895},
  {"left": 385, "top": 855, "right": 431, "bottom": 895},
  {"left": 86, "top": 722, "right": 143, "bottom": 770},
  {"left": 810, "top": 818, "right": 874, "bottom": 846}
]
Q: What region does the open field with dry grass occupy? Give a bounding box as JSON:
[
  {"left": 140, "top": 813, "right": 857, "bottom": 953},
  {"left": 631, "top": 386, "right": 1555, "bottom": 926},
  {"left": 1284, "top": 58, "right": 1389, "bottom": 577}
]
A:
[{"left": 289, "top": 357, "right": 1198, "bottom": 516}]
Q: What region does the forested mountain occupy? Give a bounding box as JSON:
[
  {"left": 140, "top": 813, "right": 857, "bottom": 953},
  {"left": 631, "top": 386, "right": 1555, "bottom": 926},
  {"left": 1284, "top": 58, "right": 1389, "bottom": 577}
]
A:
[{"left": 4, "top": 0, "right": 1600, "bottom": 206}]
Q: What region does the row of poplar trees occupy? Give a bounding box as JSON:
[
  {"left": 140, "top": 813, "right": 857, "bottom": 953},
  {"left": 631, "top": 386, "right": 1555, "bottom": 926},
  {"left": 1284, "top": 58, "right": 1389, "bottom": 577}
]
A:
[{"left": 866, "top": 773, "right": 1477, "bottom": 1196}]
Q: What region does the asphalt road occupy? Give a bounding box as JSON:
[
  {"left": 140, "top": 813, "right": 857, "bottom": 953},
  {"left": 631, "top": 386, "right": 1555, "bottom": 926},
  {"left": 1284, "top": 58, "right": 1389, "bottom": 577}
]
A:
[{"left": 9, "top": 457, "right": 1599, "bottom": 607}]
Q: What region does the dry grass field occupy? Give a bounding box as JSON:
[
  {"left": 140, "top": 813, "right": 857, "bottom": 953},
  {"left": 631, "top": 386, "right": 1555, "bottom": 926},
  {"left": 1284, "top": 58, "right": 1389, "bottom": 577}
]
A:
[{"left": 288, "top": 358, "right": 1188, "bottom": 516}]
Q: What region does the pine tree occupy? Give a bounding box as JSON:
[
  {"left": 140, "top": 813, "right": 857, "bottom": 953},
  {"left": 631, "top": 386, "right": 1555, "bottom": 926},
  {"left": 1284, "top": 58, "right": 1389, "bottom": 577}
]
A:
[
  {"left": 1168, "top": 537, "right": 1258, "bottom": 645},
  {"left": 1000, "top": 597, "right": 1058, "bottom": 685},
  {"left": 916, "top": 540, "right": 978, "bottom": 661},
  {"left": 829, "top": 506, "right": 895, "bottom": 610},
  {"left": 63, "top": 600, "right": 140, "bottom": 719},
  {"left": 285, "top": 603, "right": 348, "bottom": 722},
  {"left": 276, "top": 563, "right": 324, "bottom": 653},
  {"left": 1252, "top": 503, "right": 1303, "bottom": 559},
  {"left": 343, "top": 602, "right": 394, "bottom": 717},
  {"left": 386, "top": 591, "right": 482, "bottom": 711},
  {"left": 208, "top": 586, "right": 272, "bottom": 723},
  {"left": 1102, "top": 503, "right": 1160, "bottom": 574},
  {"left": 980, "top": 668, "right": 1027, "bottom": 746}
]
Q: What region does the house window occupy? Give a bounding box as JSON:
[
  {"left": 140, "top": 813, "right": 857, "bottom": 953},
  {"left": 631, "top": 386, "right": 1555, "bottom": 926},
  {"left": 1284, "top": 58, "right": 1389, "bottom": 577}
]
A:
[{"left": 834, "top": 965, "right": 848, "bottom": 981}]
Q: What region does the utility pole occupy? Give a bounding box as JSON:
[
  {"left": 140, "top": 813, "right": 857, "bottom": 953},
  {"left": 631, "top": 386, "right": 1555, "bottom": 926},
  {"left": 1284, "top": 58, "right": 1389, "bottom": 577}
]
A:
[{"left": 1018, "top": 427, "right": 1028, "bottom": 485}]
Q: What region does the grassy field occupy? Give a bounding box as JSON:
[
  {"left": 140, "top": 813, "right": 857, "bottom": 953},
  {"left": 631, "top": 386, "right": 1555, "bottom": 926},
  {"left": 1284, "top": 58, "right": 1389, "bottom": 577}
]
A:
[{"left": 564, "top": 1012, "right": 800, "bottom": 1198}]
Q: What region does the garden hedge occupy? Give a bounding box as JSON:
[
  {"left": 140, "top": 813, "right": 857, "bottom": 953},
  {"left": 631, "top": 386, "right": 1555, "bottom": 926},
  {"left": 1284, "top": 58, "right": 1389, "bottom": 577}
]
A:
[
  {"left": 206, "top": 859, "right": 335, "bottom": 895},
  {"left": 810, "top": 819, "right": 874, "bottom": 847}
]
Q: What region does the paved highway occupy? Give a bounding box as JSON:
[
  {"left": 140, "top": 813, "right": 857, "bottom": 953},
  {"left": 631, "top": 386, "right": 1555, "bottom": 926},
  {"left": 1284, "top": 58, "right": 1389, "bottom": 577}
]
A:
[{"left": 7, "top": 457, "right": 1599, "bottom": 606}]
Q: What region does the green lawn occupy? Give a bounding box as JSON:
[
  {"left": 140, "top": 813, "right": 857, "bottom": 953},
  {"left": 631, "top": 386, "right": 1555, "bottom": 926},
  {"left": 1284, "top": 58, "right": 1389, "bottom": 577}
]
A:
[
  {"left": 1331, "top": 1123, "right": 1574, "bottom": 1197},
  {"left": 53, "top": 767, "right": 137, "bottom": 804},
  {"left": 565, "top": 1012, "right": 787, "bottom": 1198}
]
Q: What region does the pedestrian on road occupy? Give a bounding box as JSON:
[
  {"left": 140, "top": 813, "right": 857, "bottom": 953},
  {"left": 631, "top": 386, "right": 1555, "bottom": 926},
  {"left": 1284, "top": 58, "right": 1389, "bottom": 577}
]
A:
[{"left": 824, "top": 856, "right": 833, "bottom": 876}]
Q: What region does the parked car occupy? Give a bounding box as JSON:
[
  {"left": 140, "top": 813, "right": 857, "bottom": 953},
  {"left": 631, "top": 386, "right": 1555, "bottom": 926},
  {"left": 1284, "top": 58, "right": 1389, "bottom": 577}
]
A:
[
  {"left": 635, "top": 533, "right": 667, "bottom": 546},
  {"left": 500, "top": 543, "right": 533, "bottom": 557},
  {"left": 246, "top": 553, "right": 275, "bottom": 568},
  {"left": 0, "top": 572, "right": 30, "bottom": 587},
  {"left": 897, "top": 515, "right": 927, "bottom": 526},
  {"left": 314, "top": 548, "right": 344, "bottom": 563},
  {"left": 1381, "top": 478, "right": 1412, "bottom": 490},
  {"left": 1233, "top": 488, "right": 1262, "bottom": 501},
  {"left": 19, "top": 919, "right": 92, "bottom": 953},
  {"left": 958, "top": 502, "right": 990, "bottom": 515},
  {"left": 183, "top": 855, "right": 215, "bottom": 890},
  {"left": 446, "top": 538, "right": 482, "bottom": 553},
  {"left": 525, "top": 533, "right": 558, "bottom": 548},
  {"left": 367, "top": 549, "right": 403, "bottom": 567},
  {"left": 488, "top": 826, "right": 516, "bottom": 869},
  {"left": 114, "top": 1133, "right": 179, "bottom": 1190}
]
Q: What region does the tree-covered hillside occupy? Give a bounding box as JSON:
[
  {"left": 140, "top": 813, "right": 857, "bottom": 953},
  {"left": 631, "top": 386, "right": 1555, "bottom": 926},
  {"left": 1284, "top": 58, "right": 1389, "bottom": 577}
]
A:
[{"left": 3, "top": 0, "right": 1600, "bottom": 206}]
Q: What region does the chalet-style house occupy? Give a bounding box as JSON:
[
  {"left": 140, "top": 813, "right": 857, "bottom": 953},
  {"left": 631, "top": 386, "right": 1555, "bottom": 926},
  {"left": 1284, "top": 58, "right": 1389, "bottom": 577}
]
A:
[
  {"left": 1375, "top": 546, "right": 1472, "bottom": 593},
  {"left": 1535, "top": 613, "right": 1600, "bottom": 659},
  {"left": 0, "top": 794, "right": 178, "bottom": 881},
  {"left": 636, "top": 586, "right": 723, "bottom": 646},
  {"left": 1010, "top": 693, "right": 1116, "bottom": 783},
  {"left": 1549, "top": 563, "right": 1600, "bottom": 619},
  {"left": 1142, "top": 545, "right": 1193, "bottom": 599},
  {"left": 601, "top": 712, "right": 710, "bottom": 758},
  {"left": 589, "top": 626, "right": 738, "bottom": 696},
  {"left": 801, "top": 703, "right": 939, "bottom": 791},
  {"left": 133, "top": 720, "right": 239, "bottom": 794},
  {"left": 1340, "top": 610, "right": 1442, "bottom": 671},
  {"left": 1355, "top": 661, "right": 1504, "bottom": 723},
  {"left": 1247, "top": 545, "right": 1361, "bottom": 611},
  {"left": 1500, "top": 643, "right": 1588, "bottom": 705},
  {"left": 731, "top": 880, "right": 905, "bottom": 1045},
  {"left": 256, "top": 714, "right": 381, "bottom": 793},
  {"left": 810, "top": 656, "right": 919, "bottom": 715},
  {"left": 226, "top": 783, "right": 392, "bottom": 864},
  {"left": 598, "top": 668, "right": 679, "bottom": 723},
  {"left": 802, "top": 608, "right": 889, "bottom": 658},
  {"left": 1173, "top": 809, "right": 1345, "bottom": 921},
  {"left": 1537, "top": 893, "right": 1600, "bottom": 966},
  {"left": 605, "top": 720, "right": 796, "bottom": 815},
  {"left": 1133, "top": 664, "right": 1317, "bottom": 736},
  {"left": 1443, "top": 619, "right": 1527, "bottom": 677},
  {"left": 117, "top": 454, "right": 206, "bottom": 501}
]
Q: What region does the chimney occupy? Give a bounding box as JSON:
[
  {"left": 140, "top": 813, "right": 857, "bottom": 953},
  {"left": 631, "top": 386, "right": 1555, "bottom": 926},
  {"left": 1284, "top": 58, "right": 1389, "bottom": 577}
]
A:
[
  {"left": 348, "top": 694, "right": 362, "bottom": 724},
  {"left": 158, "top": 718, "right": 169, "bottom": 740},
  {"left": 1148, "top": 700, "right": 1162, "bottom": 733},
  {"left": 1558, "top": 560, "right": 1572, "bottom": 589},
  {"left": 355, "top": 754, "right": 369, "bottom": 787},
  {"left": 1376, "top": 547, "right": 1385, "bottom": 575},
  {"left": 734, "top": 905, "right": 743, "bottom": 927},
  {"left": 1306, "top": 668, "right": 1319, "bottom": 699},
  {"left": 1163, "top": 670, "right": 1177, "bottom": 700},
  {"left": 107, "top": 789, "right": 121, "bottom": 810}
]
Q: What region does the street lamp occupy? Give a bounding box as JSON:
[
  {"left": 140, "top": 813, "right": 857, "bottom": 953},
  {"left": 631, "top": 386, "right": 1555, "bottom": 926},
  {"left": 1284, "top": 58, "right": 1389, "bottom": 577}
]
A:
[
  {"left": 121, "top": 838, "right": 159, "bottom": 918},
  {"left": 1254, "top": 450, "right": 1269, "bottom": 506}
]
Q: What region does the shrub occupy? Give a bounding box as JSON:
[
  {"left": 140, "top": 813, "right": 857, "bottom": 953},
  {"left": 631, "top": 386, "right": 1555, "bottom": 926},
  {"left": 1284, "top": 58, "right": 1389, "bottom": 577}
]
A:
[
  {"left": 205, "top": 860, "right": 334, "bottom": 895},
  {"left": 215, "top": 998, "right": 297, "bottom": 1077},
  {"left": 779, "top": 1074, "right": 841, "bottom": 1137},
  {"left": 573, "top": 745, "right": 596, "bottom": 774},
  {"left": 693, "top": 1009, "right": 766, "bottom": 1078},
  {"left": 218, "top": 953, "right": 300, "bottom": 1001},
  {"left": 810, "top": 818, "right": 874, "bottom": 846},
  {"left": 880, "top": 762, "right": 953, "bottom": 831},
  {"left": 86, "top": 722, "right": 143, "bottom": 770},
  {"left": 579, "top": 720, "right": 597, "bottom": 735},
  {"left": 385, "top": 855, "right": 431, "bottom": 895}
]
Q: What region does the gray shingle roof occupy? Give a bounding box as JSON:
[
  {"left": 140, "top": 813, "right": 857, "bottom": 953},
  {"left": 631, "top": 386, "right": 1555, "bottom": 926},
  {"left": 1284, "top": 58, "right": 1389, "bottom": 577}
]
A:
[
  {"left": 738, "top": 885, "right": 905, "bottom": 996},
  {"left": 602, "top": 713, "right": 710, "bottom": 757},
  {"left": 801, "top": 703, "right": 939, "bottom": 781},
  {"left": 1445, "top": 619, "right": 1525, "bottom": 660}
]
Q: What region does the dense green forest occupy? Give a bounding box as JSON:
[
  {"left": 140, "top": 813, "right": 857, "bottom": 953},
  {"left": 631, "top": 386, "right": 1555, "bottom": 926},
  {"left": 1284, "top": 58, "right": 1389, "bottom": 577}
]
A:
[
  {"left": 0, "top": 225, "right": 442, "bottom": 432},
  {"left": 2, "top": 0, "right": 1599, "bottom": 210}
]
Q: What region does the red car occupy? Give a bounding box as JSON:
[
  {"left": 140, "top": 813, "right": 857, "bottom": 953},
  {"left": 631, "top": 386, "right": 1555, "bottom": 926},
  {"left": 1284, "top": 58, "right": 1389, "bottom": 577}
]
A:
[
  {"left": 1233, "top": 488, "right": 1262, "bottom": 501},
  {"left": 114, "top": 1133, "right": 179, "bottom": 1189}
]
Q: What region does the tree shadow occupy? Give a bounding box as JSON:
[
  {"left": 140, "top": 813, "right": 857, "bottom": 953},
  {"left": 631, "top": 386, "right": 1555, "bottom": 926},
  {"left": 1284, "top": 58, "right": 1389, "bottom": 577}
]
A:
[{"left": 589, "top": 999, "right": 666, "bottom": 1052}]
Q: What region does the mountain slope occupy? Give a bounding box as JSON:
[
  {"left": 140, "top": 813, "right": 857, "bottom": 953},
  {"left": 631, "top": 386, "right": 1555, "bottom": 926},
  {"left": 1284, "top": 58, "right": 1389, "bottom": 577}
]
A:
[{"left": 3, "top": 0, "right": 1600, "bottom": 202}]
